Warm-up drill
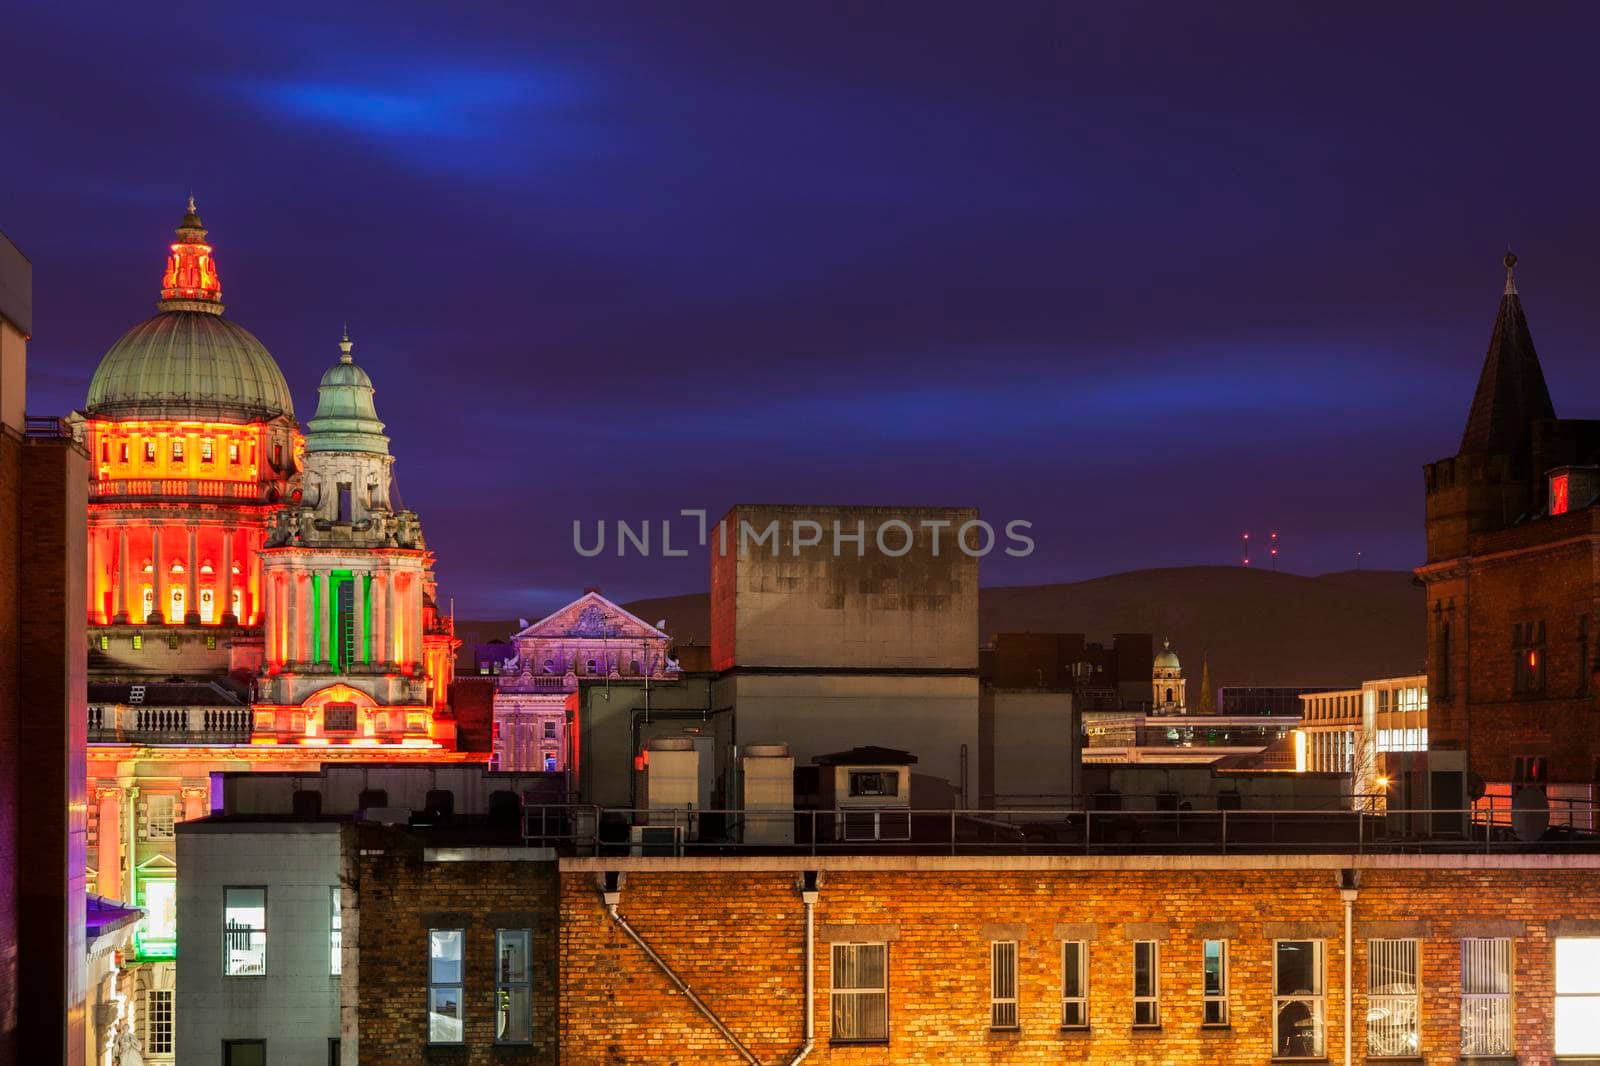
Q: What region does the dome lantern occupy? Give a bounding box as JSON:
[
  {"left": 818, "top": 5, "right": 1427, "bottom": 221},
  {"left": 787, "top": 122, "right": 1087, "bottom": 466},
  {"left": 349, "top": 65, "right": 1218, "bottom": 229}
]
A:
[{"left": 158, "top": 196, "right": 224, "bottom": 314}]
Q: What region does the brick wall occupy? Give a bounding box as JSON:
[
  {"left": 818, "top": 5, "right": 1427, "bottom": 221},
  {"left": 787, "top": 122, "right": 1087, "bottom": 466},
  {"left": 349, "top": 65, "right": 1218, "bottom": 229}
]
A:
[
  {"left": 0, "top": 429, "right": 19, "bottom": 1065},
  {"left": 558, "top": 856, "right": 1600, "bottom": 1065},
  {"left": 347, "top": 825, "right": 559, "bottom": 1064}
]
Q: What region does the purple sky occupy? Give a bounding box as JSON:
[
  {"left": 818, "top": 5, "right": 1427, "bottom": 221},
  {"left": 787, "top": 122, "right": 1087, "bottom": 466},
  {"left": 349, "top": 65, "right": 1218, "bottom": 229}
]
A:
[{"left": 7, "top": 2, "right": 1600, "bottom": 618}]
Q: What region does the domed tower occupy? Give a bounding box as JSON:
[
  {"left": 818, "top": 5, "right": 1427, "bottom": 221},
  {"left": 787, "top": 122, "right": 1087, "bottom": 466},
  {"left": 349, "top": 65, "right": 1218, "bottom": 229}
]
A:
[
  {"left": 80, "top": 200, "right": 300, "bottom": 646},
  {"left": 255, "top": 332, "right": 456, "bottom": 747},
  {"left": 1152, "top": 638, "right": 1186, "bottom": 714}
]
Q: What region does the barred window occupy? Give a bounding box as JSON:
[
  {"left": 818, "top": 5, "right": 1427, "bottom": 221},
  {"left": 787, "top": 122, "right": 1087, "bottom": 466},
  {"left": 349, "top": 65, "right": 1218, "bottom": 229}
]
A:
[
  {"left": 1273, "top": 940, "right": 1324, "bottom": 1058},
  {"left": 144, "top": 988, "right": 173, "bottom": 1055},
  {"left": 831, "top": 942, "right": 888, "bottom": 1043},
  {"left": 1460, "top": 938, "right": 1513, "bottom": 1056},
  {"left": 223, "top": 887, "right": 266, "bottom": 976},
  {"left": 1061, "top": 941, "right": 1088, "bottom": 1028},
  {"left": 990, "top": 940, "right": 1018, "bottom": 1030},
  {"left": 1555, "top": 938, "right": 1600, "bottom": 1056},
  {"left": 1133, "top": 940, "right": 1160, "bottom": 1027},
  {"left": 1203, "top": 939, "right": 1229, "bottom": 1026},
  {"left": 1367, "top": 939, "right": 1419, "bottom": 1057}
]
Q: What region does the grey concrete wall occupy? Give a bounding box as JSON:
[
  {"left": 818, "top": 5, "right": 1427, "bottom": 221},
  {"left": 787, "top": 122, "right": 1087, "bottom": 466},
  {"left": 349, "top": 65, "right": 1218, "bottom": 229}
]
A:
[
  {"left": 987, "top": 689, "right": 1077, "bottom": 804},
  {"left": 176, "top": 825, "right": 341, "bottom": 1063}
]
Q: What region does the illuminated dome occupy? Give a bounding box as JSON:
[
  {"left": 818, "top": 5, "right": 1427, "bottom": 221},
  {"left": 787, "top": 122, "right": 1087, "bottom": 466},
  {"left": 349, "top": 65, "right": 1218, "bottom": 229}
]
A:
[
  {"left": 1154, "top": 639, "right": 1180, "bottom": 671},
  {"left": 83, "top": 200, "right": 294, "bottom": 423}
]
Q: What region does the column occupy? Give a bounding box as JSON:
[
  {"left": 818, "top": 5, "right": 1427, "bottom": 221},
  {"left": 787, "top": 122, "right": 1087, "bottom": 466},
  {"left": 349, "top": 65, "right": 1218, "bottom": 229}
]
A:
[
  {"left": 294, "top": 570, "right": 310, "bottom": 664},
  {"left": 150, "top": 525, "right": 165, "bottom": 623},
  {"left": 86, "top": 525, "right": 99, "bottom": 623},
  {"left": 370, "top": 573, "right": 386, "bottom": 667},
  {"left": 220, "top": 527, "right": 236, "bottom": 625},
  {"left": 353, "top": 570, "right": 367, "bottom": 665},
  {"left": 385, "top": 573, "right": 398, "bottom": 665},
  {"left": 322, "top": 571, "right": 335, "bottom": 667},
  {"left": 184, "top": 524, "right": 199, "bottom": 624},
  {"left": 114, "top": 526, "right": 130, "bottom": 623},
  {"left": 96, "top": 788, "right": 122, "bottom": 901},
  {"left": 180, "top": 785, "right": 208, "bottom": 822},
  {"left": 122, "top": 784, "right": 139, "bottom": 906},
  {"left": 410, "top": 576, "right": 423, "bottom": 671}
]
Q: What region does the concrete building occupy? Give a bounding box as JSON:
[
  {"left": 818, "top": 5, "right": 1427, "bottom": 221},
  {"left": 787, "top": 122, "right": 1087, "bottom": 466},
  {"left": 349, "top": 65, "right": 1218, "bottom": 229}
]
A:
[
  {"left": 0, "top": 226, "right": 90, "bottom": 1065},
  {"left": 1299, "top": 676, "right": 1429, "bottom": 808},
  {"left": 710, "top": 504, "right": 981, "bottom": 798},
  {"left": 1419, "top": 252, "right": 1600, "bottom": 806},
  {"left": 492, "top": 590, "right": 675, "bottom": 772}
]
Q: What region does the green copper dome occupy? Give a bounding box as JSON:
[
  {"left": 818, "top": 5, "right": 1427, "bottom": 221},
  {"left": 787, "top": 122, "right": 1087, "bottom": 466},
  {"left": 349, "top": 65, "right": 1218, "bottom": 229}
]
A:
[
  {"left": 85, "top": 310, "right": 295, "bottom": 423},
  {"left": 304, "top": 334, "right": 389, "bottom": 455}
]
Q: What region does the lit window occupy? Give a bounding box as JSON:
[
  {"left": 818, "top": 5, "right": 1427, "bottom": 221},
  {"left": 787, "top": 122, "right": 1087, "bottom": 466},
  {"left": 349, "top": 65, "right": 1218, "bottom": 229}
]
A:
[
  {"left": 1462, "top": 938, "right": 1512, "bottom": 1055},
  {"left": 172, "top": 439, "right": 184, "bottom": 462},
  {"left": 1556, "top": 938, "right": 1600, "bottom": 1055},
  {"left": 1061, "top": 940, "right": 1088, "bottom": 1028},
  {"left": 1553, "top": 472, "right": 1571, "bottom": 515},
  {"left": 201, "top": 438, "right": 214, "bottom": 463},
  {"left": 170, "top": 560, "right": 184, "bottom": 573},
  {"left": 145, "top": 794, "right": 175, "bottom": 840},
  {"left": 143, "top": 440, "right": 156, "bottom": 463},
  {"left": 1133, "top": 940, "right": 1160, "bottom": 1027},
  {"left": 1368, "top": 939, "right": 1419, "bottom": 1056},
  {"left": 831, "top": 942, "right": 888, "bottom": 1043},
  {"left": 543, "top": 752, "right": 557, "bottom": 772},
  {"left": 144, "top": 988, "right": 173, "bottom": 1055},
  {"left": 1273, "top": 940, "right": 1324, "bottom": 1058},
  {"left": 224, "top": 887, "right": 267, "bottom": 976},
  {"left": 330, "top": 887, "right": 341, "bottom": 976},
  {"left": 140, "top": 879, "right": 176, "bottom": 954},
  {"left": 131, "top": 634, "right": 143, "bottom": 651},
  {"left": 98, "top": 635, "right": 108, "bottom": 651},
  {"left": 170, "top": 587, "right": 185, "bottom": 622},
  {"left": 119, "top": 442, "right": 129, "bottom": 463},
  {"left": 429, "top": 929, "right": 465, "bottom": 1043},
  {"left": 543, "top": 719, "right": 557, "bottom": 739},
  {"left": 991, "top": 940, "right": 1018, "bottom": 1030},
  {"left": 496, "top": 929, "right": 534, "bottom": 1044},
  {"left": 1204, "top": 939, "right": 1229, "bottom": 1025},
  {"left": 228, "top": 441, "right": 240, "bottom": 463},
  {"left": 200, "top": 588, "right": 215, "bottom": 623}
]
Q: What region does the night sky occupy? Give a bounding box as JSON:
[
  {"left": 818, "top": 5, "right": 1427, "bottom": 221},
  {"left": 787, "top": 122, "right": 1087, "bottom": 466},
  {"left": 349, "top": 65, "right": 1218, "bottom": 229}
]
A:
[{"left": 7, "top": 2, "right": 1600, "bottom": 618}]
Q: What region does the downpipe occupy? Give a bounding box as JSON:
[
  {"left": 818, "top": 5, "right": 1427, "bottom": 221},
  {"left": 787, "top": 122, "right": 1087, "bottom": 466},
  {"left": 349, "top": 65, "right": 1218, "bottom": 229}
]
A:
[
  {"left": 788, "top": 871, "right": 819, "bottom": 1065},
  {"left": 1339, "top": 869, "right": 1359, "bottom": 1066},
  {"left": 601, "top": 877, "right": 761, "bottom": 1065}
]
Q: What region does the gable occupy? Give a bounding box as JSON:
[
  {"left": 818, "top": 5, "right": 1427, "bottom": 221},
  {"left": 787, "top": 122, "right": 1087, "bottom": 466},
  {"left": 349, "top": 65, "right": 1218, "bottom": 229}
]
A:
[{"left": 512, "top": 592, "right": 669, "bottom": 642}]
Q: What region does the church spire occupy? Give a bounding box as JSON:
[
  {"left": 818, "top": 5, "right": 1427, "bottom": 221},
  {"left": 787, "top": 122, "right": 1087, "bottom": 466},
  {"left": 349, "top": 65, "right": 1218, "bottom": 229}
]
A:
[
  {"left": 1458, "top": 250, "right": 1554, "bottom": 457},
  {"left": 158, "top": 195, "right": 224, "bottom": 314}
]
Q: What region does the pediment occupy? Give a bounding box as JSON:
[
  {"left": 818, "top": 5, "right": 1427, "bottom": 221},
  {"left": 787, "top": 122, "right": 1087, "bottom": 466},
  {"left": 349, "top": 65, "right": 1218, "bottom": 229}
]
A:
[{"left": 512, "top": 591, "right": 668, "bottom": 642}]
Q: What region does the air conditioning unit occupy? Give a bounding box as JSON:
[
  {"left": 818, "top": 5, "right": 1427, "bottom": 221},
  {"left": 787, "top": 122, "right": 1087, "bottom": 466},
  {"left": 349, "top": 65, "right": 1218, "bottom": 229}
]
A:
[{"left": 629, "top": 824, "right": 683, "bottom": 857}]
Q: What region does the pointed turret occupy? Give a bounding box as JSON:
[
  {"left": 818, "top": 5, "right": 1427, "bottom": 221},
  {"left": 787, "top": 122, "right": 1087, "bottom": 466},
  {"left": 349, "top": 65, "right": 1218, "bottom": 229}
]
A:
[{"left": 1458, "top": 251, "right": 1554, "bottom": 456}]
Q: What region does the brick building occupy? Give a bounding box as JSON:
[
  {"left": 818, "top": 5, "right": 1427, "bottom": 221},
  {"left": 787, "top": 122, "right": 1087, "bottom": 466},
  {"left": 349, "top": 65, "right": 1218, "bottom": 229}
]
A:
[{"left": 1419, "top": 252, "right": 1600, "bottom": 804}]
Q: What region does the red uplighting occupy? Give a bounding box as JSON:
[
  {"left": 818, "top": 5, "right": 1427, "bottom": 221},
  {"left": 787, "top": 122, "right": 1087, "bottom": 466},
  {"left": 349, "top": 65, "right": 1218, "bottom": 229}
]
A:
[{"left": 1552, "top": 473, "right": 1570, "bottom": 515}]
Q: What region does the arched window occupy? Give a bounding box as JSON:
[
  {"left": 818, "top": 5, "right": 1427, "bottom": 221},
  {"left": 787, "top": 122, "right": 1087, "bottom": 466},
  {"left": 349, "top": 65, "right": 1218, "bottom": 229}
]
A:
[
  {"left": 542, "top": 658, "right": 555, "bottom": 674},
  {"left": 585, "top": 658, "right": 598, "bottom": 675},
  {"left": 1165, "top": 687, "right": 1174, "bottom": 703}
]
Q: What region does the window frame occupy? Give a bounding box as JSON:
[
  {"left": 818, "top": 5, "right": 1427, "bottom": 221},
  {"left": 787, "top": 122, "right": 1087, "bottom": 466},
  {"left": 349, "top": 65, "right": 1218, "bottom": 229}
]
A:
[
  {"left": 222, "top": 886, "right": 268, "bottom": 977},
  {"left": 1366, "top": 938, "right": 1419, "bottom": 1058},
  {"left": 990, "top": 939, "right": 1019, "bottom": 1031},
  {"left": 428, "top": 928, "right": 466, "bottom": 1045},
  {"left": 495, "top": 928, "right": 535, "bottom": 1045},
  {"left": 847, "top": 770, "right": 899, "bottom": 798},
  {"left": 1203, "top": 938, "right": 1229, "bottom": 1027},
  {"left": 1555, "top": 937, "right": 1600, "bottom": 1057},
  {"left": 1460, "top": 937, "right": 1513, "bottom": 1056},
  {"left": 1132, "top": 939, "right": 1160, "bottom": 1028},
  {"left": 1272, "top": 939, "right": 1325, "bottom": 1060},
  {"left": 144, "top": 987, "right": 174, "bottom": 1055},
  {"left": 1060, "top": 940, "right": 1089, "bottom": 1029},
  {"left": 830, "top": 941, "right": 889, "bottom": 1044},
  {"left": 144, "top": 793, "right": 176, "bottom": 840},
  {"left": 329, "top": 887, "right": 341, "bottom": 976},
  {"left": 222, "top": 1040, "right": 266, "bottom": 1066}
]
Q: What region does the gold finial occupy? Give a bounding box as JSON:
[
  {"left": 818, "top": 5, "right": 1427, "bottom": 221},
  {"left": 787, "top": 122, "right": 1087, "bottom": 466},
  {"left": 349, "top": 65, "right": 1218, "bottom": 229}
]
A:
[
  {"left": 1504, "top": 248, "right": 1519, "bottom": 296},
  {"left": 187, "top": 192, "right": 197, "bottom": 215},
  {"left": 338, "top": 326, "right": 354, "bottom": 363}
]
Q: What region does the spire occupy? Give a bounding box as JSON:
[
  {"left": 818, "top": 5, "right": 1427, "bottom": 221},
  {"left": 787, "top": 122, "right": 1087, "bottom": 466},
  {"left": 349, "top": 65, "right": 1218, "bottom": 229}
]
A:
[
  {"left": 1197, "top": 655, "right": 1216, "bottom": 714},
  {"left": 158, "top": 196, "right": 224, "bottom": 314},
  {"left": 338, "top": 326, "right": 354, "bottom": 364},
  {"left": 1458, "top": 250, "right": 1554, "bottom": 456}
]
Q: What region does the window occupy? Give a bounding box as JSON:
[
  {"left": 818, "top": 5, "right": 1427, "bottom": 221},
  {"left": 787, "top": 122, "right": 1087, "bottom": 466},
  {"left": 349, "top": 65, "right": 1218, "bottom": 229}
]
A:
[
  {"left": 848, "top": 771, "right": 898, "bottom": 798},
  {"left": 1461, "top": 938, "right": 1512, "bottom": 1057},
  {"left": 330, "top": 887, "right": 341, "bottom": 976},
  {"left": 145, "top": 794, "right": 175, "bottom": 840},
  {"left": 1513, "top": 620, "right": 1546, "bottom": 694},
  {"left": 1203, "top": 939, "right": 1228, "bottom": 1026},
  {"left": 991, "top": 940, "right": 1018, "bottom": 1030},
  {"left": 831, "top": 942, "right": 888, "bottom": 1043},
  {"left": 119, "top": 442, "right": 129, "bottom": 463},
  {"left": 324, "top": 703, "right": 357, "bottom": 733},
  {"left": 543, "top": 719, "right": 557, "bottom": 740},
  {"left": 1581, "top": 616, "right": 1592, "bottom": 698},
  {"left": 337, "top": 483, "right": 352, "bottom": 523},
  {"left": 223, "top": 1041, "right": 266, "bottom": 1066},
  {"left": 131, "top": 633, "right": 142, "bottom": 651},
  {"left": 1273, "top": 940, "right": 1324, "bottom": 1058},
  {"left": 429, "top": 929, "right": 465, "bottom": 1043},
  {"left": 1557, "top": 938, "right": 1600, "bottom": 1055},
  {"left": 144, "top": 440, "right": 156, "bottom": 463},
  {"left": 1061, "top": 940, "right": 1088, "bottom": 1028},
  {"left": 144, "top": 988, "right": 173, "bottom": 1055},
  {"left": 543, "top": 752, "right": 557, "bottom": 772},
  {"left": 1367, "top": 939, "right": 1419, "bottom": 1057},
  {"left": 272, "top": 443, "right": 283, "bottom": 468},
  {"left": 224, "top": 887, "right": 267, "bottom": 975},
  {"left": 327, "top": 1040, "right": 339, "bottom": 1066},
  {"left": 1513, "top": 756, "right": 1548, "bottom": 784},
  {"left": 171, "top": 438, "right": 184, "bottom": 462},
  {"left": 1133, "top": 940, "right": 1160, "bottom": 1027},
  {"left": 229, "top": 441, "right": 240, "bottom": 464},
  {"left": 98, "top": 634, "right": 108, "bottom": 651},
  {"left": 201, "top": 438, "right": 214, "bottom": 463},
  {"left": 496, "top": 929, "right": 534, "bottom": 1044}
]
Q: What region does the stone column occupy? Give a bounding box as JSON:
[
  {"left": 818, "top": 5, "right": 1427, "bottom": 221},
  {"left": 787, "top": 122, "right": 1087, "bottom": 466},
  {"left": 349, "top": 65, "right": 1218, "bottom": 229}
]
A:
[
  {"left": 95, "top": 788, "right": 122, "bottom": 901},
  {"left": 220, "top": 528, "right": 236, "bottom": 625},
  {"left": 87, "top": 525, "right": 99, "bottom": 623},
  {"left": 286, "top": 571, "right": 300, "bottom": 666},
  {"left": 322, "top": 571, "right": 336, "bottom": 668},
  {"left": 114, "top": 526, "right": 130, "bottom": 623},
  {"left": 150, "top": 525, "right": 165, "bottom": 623},
  {"left": 121, "top": 784, "right": 139, "bottom": 905},
  {"left": 353, "top": 571, "right": 367, "bottom": 665},
  {"left": 385, "top": 573, "right": 397, "bottom": 665},
  {"left": 184, "top": 525, "right": 200, "bottom": 624},
  {"left": 180, "top": 786, "right": 208, "bottom": 822},
  {"left": 370, "top": 572, "right": 386, "bottom": 668}
]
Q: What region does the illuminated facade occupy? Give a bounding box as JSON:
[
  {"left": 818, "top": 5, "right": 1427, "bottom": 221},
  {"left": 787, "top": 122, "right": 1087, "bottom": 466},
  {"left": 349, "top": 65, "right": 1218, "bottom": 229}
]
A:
[
  {"left": 492, "top": 590, "right": 675, "bottom": 770},
  {"left": 1151, "top": 638, "right": 1186, "bottom": 713},
  {"left": 255, "top": 331, "right": 458, "bottom": 746}
]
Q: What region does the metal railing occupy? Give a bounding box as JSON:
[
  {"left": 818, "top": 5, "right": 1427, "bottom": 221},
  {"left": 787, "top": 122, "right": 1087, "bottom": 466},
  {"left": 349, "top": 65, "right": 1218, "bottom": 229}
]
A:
[{"left": 519, "top": 799, "right": 1600, "bottom": 856}]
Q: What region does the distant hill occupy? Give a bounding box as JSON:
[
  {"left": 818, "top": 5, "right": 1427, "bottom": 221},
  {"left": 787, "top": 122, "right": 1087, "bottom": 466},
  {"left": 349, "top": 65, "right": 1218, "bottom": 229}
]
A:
[{"left": 461, "top": 567, "right": 1424, "bottom": 691}]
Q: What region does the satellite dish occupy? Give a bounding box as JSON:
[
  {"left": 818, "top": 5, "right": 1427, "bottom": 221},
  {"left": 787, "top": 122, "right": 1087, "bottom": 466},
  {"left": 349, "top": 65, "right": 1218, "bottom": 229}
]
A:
[{"left": 1511, "top": 785, "right": 1550, "bottom": 842}]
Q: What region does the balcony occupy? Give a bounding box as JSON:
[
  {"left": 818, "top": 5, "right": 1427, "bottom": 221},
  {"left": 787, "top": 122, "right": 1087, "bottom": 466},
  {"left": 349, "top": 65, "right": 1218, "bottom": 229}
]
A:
[
  {"left": 497, "top": 673, "right": 579, "bottom": 694},
  {"left": 88, "top": 704, "right": 254, "bottom": 744},
  {"left": 90, "top": 478, "right": 268, "bottom": 502}
]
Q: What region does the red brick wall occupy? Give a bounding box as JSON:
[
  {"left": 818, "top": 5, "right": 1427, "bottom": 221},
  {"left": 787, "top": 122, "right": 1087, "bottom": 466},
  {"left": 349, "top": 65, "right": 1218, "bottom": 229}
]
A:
[
  {"left": 559, "top": 858, "right": 1600, "bottom": 1065},
  {"left": 0, "top": 430, "right": 20, "bottom": 1065}
]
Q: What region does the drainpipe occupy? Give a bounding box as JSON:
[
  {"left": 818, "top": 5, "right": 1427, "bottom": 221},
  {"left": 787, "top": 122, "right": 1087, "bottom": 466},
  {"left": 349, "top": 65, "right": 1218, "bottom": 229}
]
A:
[
  {"left": 788, "top": 872, "right": 819, "bottom": 1065},
  {"left": 1339, "top": 869, "right": 1360, "bottom": 1066},
  {"left": 601, "top": 874, "right": 761, "bottom": 1065}
]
